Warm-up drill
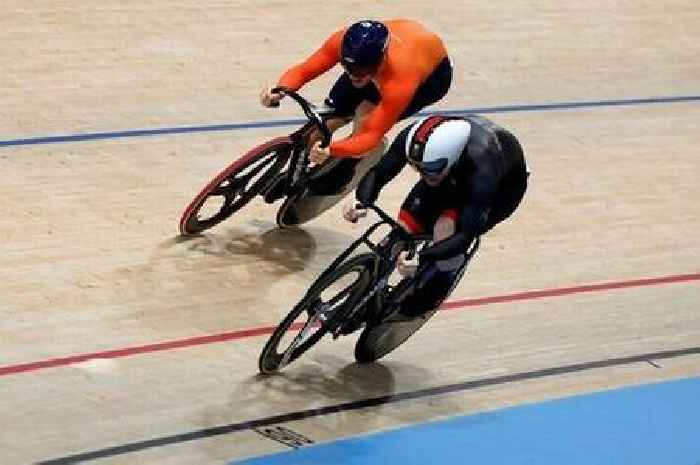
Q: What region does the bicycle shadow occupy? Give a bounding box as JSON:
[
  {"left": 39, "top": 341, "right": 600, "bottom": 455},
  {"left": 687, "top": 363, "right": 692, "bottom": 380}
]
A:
[
  {"left": 253, "top": 359, "right": 403, "bottom": 400},
  {"left": 164, "top": 219, "right": 360, "bottom": 278},
  {"left": 231, "top": 356, "right": 437, "bottom": 410},
  {"left": 200, "top": 356, "right": 469, "bottom": 440},
  {"left": 163, "top": 220, "right": 319, "bottom": 275}
]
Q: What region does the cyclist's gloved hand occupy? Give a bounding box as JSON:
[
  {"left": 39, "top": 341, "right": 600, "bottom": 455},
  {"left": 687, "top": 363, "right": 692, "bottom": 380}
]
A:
[
  {"left": 260, "top": 85, "right": 283, "bottom": 107},
  {"left": 342, "top": 201, "right": 368, "bottom": 223},
  {"left": 310, "top": 141, "right": 331, "bottom": 165},
  {"left": 356, "top": 169, "right": 380, "bottom": 206},
  {"left": 397, "top": 250, "right": 419, "bottom": 277},
  {"left": 419, "top": 234, "right": 469, "bottom": 262}
]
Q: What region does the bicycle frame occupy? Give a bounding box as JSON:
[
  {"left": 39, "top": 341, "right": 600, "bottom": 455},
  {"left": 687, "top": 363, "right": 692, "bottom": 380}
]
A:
[
  {"left": 272, "top": 87, "right": 334, "bottom": 194},
  {"left": 178, "top": 87, "right": 337, "bottom": 235},
  {"left": 312, "top": 205, "right": 433, "bottom": 336}
]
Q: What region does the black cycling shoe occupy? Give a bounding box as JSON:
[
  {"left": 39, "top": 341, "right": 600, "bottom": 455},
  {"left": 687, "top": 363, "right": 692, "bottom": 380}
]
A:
[{"left": 262, "top": 173, "right": 289, "bottom": 204}]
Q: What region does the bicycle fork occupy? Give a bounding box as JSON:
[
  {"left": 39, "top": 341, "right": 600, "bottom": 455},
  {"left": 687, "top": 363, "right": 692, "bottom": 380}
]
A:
[{"left": 331, "top": 274, "right": 389, "bottom": 339}]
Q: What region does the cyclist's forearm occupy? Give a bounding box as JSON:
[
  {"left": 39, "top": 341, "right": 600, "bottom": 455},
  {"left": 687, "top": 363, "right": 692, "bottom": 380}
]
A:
[
  {"left": 419, "top": 234, "right": 470, "bottom": 262},
  {"left": 355, "top": 149, "right": 405, "bottom": 205}
]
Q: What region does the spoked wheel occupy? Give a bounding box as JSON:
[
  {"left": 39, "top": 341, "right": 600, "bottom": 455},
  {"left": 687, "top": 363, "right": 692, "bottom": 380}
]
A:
[
  {"left": 354, "top": 308, "right": 438, "bottom": 364},
  {"left": 179, "top": 137, "right": 292, "bottom": 235},
  {"left": 258, "top": 254, "right": 376, "bottom": 374}
]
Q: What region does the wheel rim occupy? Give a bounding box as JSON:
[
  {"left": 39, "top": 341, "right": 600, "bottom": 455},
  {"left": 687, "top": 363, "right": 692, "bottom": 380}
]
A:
[{"left": 261, "top": 262, "right": 370, "bottom": 372}]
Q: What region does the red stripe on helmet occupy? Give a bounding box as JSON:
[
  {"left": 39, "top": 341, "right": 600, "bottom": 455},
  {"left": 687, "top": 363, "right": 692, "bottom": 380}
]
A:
[{"left": 414, "top": 116, "right": 448, "bottom": 143}]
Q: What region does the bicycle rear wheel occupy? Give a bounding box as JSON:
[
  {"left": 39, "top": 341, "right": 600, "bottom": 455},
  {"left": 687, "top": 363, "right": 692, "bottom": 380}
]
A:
[
  {"left": 179, "top": 137, "right": 291, "bottom": 235},
  {"left": 355, "top": 257, "right": 471, "bottom": 363},
  {"left": 258, "top": 253, "right": 376, "bottom": 374},
  {"left": 354, "top": 308, "right": 438, "bottom": 363},
  {"left": 276, "top": 137, "right": 386, "bottom": 228}
]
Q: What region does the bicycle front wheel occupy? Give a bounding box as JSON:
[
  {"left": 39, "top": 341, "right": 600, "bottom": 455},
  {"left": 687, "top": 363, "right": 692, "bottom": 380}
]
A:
[
  {"left": 179, "top": 137, "right": 291, "bottom": 235},
  {"left": 258, "top": 253, "right": 376, "bottom": 374}
]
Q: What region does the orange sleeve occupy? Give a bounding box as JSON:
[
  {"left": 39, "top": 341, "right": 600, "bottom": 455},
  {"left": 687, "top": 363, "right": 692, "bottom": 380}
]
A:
[
  {"left": 329, "top": 78, "right": 420, "bottom": 157},
  {"left": 277, "top": 30, "right": 343, "bottom": 91}
]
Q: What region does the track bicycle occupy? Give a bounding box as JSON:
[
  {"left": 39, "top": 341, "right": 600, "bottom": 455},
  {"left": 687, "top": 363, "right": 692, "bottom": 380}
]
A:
[
  {"left": 179, "top": 87, "right": 383, "bottom": 234},
  {"left": 258, "top": 203, "right": 480, "bottom": 373}
]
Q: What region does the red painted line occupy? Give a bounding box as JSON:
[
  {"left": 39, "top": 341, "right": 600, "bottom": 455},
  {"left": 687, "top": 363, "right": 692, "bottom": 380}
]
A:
[
  {"left": 1, "top": 272, "right": 698, "bottom": 377},
  {"left": 441, "top": 272, "right": 700, "bottom": 310}
]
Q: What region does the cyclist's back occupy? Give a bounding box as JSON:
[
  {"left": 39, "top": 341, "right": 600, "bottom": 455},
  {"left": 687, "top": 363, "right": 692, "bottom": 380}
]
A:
[
  {"left": 452, "top": 116, "right": 527, "bottom": 217},
  {"left": 348, "top": 114, "right": 529, "bottom": 317}
]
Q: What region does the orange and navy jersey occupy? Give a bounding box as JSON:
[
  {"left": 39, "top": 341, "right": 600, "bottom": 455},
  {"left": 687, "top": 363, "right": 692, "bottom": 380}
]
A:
[{"left": 277, "top": 19, "right": 448, "bottom": 158}]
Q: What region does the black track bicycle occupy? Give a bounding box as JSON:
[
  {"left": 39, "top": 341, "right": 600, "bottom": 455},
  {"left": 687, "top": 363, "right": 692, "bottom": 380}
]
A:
[
  {"left": 179, "top": 87, "right": 384, "bottom": 234},
  {"left": 258, "top": 203, "right": 480, "bottom": 374}
]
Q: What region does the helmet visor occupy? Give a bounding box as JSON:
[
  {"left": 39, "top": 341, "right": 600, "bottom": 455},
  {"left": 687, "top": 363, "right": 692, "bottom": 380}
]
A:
[
  {"left": 408, "top": 157, "right": 449, "bottom": 176},
  {"left": 341, "top": 60, "right": 380, "bottom": 78}
]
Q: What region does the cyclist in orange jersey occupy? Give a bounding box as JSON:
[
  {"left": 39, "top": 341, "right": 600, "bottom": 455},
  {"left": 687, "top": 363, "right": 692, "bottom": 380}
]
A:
[{"left": 260, "top": 19, "right": 452, "bottom": 202}]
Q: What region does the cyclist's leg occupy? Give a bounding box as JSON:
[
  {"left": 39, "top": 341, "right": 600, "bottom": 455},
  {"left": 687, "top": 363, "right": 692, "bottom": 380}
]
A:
[
  {"left": 372, "top": 181, "right": 432, "bottom": 266},
  {"left": 307, "top": 74, "right": 384, "bottom": 195},
  {"left": 389, "top": 184, "right": 457, "bottom": 315},
  {"left": 326, "top": 73, "right": 381, "bottom": 119},
  {"left": 398, "top": 209, "right": 467, "bottom": 318},
  {"left": 393, "top": 181, "right": 467, "bottom": 317}
]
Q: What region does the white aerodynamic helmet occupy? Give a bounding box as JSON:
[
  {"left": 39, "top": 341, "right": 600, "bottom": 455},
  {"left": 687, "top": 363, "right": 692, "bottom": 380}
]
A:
[{"left": 405, "top": 116, "right": 472, "bottom": 176}]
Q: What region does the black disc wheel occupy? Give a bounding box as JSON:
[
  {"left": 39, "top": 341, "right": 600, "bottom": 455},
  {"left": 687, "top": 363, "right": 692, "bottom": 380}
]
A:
[{"left": 354, "top": 308, "right": 438, "bottom": 364}]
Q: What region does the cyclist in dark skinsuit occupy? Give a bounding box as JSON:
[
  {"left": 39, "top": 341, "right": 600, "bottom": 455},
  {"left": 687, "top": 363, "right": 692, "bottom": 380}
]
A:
[{"left": 345, "top": 114, "right": 529, "bottom": 317}]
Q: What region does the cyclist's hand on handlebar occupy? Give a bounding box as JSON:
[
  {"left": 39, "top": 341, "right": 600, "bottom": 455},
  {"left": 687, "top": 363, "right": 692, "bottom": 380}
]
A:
[
  {"left": 397, "top": 251, "right": 419, "bottom": 277},
  {"left": 305, "top": 127, "right": 325, "bottom": 148},
  {"left": 310, "top": 140, "right": 331, "bottom": 165},
  {"left": 342, "top": 201, "right": 368, "bottom": 223},
  {"left": 260, "top": 85, "right": 283, "bottom": 107}
]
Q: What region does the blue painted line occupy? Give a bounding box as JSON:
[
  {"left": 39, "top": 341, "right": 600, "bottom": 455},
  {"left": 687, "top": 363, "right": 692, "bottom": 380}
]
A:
[
  {"left": 233, "top": 376, "right": 700, "bottom": 465},
  {"left": 0, "top": 119, "right": 302, "bottom": 148},
  {"left": 2, "top": 95, "right": 699, "bottom": 148}
]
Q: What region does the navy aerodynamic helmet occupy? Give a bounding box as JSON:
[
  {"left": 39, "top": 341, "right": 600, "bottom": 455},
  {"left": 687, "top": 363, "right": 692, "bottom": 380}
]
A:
[{"left": 341, "top": 20, "right": 389, "bottom": 76}]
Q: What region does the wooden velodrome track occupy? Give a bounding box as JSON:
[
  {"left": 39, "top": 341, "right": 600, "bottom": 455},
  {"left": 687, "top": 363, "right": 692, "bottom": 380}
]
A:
[{"left": 1, "top": 1, "right": 699, "bottom": 463}]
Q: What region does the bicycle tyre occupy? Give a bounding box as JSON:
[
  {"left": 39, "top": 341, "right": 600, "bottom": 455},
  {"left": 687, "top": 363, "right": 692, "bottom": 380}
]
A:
[
  {"left": 354, "top": 308, "right": 438, "bottom": 364},
  {"left": 354, "top": 259, "right": 470, "bottom": 363},
  {"left": 179, "top": 137, "right": 292, "bottom": 235},
  {"left": 276, "top": 138, "right": 386, "bottom": 229},
  {"left": 258, "top": 253, "right": 376, "bottom": 374}
]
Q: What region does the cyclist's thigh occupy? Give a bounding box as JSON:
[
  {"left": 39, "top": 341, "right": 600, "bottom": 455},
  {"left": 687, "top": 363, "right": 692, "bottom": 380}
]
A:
[
  {"left": 399, "top": 56, "right": 453, "bottom": 120},
  {"left": 398, "top": 180, "right": 457, "bottom": 235},
  {"left": 399, "top": 181, "right": 441, "bottom": 235},
  {"left": 327, "top": 73, "right": 381, "bottom": 118},
  {"left": 399, "top": 262, "right": 463, "bottom": 316}
]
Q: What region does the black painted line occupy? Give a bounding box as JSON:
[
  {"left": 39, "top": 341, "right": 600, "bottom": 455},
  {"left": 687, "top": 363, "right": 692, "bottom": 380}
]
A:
[
  {"left": 4, "top": 95, "right": 700, "bottom": 148},
  {"left": 39, "top": 345, "right": 700, "bottom": 464}
]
